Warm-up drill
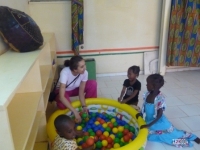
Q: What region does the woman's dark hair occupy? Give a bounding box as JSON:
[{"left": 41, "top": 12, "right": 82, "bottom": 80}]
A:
[
  {"left": 147, "top": 74, "right": 164, "bottom": 89},
  {"left": 54, "top": 115, "right": 72, "bottom": 132},
  {"left": 128, "top": 65, "right": 140, "bottom": 76},
  {"left": 64, "top": 56, "right": 84, "bottom": 70}
]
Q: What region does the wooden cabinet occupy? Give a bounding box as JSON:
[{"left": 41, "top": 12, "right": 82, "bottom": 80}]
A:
[{"left": 0, "top": 33, "right": 57, "bottom": 150}]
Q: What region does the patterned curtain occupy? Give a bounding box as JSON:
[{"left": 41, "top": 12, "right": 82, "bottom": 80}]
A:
[
  {"left": 166, "top": 0, "right": 200, "bottom": 67},
  {"left": 71, "top": 0, "right": 84, "bottom": 56}
]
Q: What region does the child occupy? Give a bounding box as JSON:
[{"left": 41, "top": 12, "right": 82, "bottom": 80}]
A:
[
  {"left": 118, "top": 65, "right": 141, "bottom": 111},
  {"left": 52, "top": 115, "right": 94, "bottom": 150},
  {"left": 137, "top": 74, "right": 200, "bottom": 148}
]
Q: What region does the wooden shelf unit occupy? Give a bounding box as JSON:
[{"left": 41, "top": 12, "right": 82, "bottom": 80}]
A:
[{"left": 0, "top": 33, "right": 57, "bottom": 150}]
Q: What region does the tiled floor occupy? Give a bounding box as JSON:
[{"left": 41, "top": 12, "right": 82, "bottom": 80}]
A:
[{"left": 96, "top": 70, "right": 200, "bottom": 150}]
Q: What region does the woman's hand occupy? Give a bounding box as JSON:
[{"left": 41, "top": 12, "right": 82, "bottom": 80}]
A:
[
  {"left": 74, "top": 110, "right": 82, "bottom": 123},
  {"left": 82, "top": 106, "right": 88, "bottom": 114}
]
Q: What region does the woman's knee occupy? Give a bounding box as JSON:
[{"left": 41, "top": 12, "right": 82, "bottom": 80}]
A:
[{"left": 86, "top": 80, "right": 97, "bottom": 88}]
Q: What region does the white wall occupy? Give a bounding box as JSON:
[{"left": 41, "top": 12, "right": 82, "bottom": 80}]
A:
[
  {"left": 29, "top": 0, "right": 162, "bottom": 74},
  {"left": 0, "top": 0, "right": 29, "bottom": 55}
]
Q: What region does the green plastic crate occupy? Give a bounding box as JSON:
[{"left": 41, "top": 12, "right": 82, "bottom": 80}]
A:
[{"left": 85, "top": 58, "right": 96, "bottom": 80}]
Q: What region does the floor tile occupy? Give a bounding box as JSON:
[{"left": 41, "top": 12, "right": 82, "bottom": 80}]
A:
[
  {"left": 165, "top": 96, "right": 185, "bottom": 106},
  {"left": 168, "top": 118, "right": 191, "bottom": 132},
  {"left": 178, "top": 105, "right": 200, "bottom": 116},
  {"left": 173, "top": 81, "right": 194, "bottom": 88},
  {"left": 163, "top": 144, "right": 196, "bottom": 150},
  {"left": 97, "top": 94, "right": 113, "bottom": 99},
  {"left": 104, "top": 80, "right": 122, "bottom": 88},
  {"left": 164, "top": 106, "right": 188, "bottom": 118},
  {"left": 145, "top": 141, "right": 166, "bottom": 150},
  {"left": 97, "top": 81, "right": 107, "bottom": 88},
  {"left": 181, "top": 116, "right": 200, "bottom": 131},
  {"left": 193, "top": 94, "right": 200, "bottom": 100},
  {"left": 99, "top": 87, "right": 118, "bottom": 95},
  {"left": 177, "top": 95, "right": 200, "bottom": 104}
]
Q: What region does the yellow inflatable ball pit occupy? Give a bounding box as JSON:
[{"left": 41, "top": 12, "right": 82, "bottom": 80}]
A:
[{"left": 47, "top": 98, "right": 148, "bottom": 150}]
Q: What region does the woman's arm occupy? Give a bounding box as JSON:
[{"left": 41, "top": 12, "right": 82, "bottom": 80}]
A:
[
  {"left": 122, "top": 90, "right": 139, "bottom": 103},
  {"left": 141, "top": 108, "right": 163, "bottom": 129},
  {"left": 59, "top": 83, "right": 81, "bottom": 122},
  {"left": 79, "top": 81, "right": 87, "bottom": 107}
]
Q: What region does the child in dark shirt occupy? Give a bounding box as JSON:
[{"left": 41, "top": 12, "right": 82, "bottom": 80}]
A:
[{"left": 118, "top": 65, "right": 141, "bottom": 111}]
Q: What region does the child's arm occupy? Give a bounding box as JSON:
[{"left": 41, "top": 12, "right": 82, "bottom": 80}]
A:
[
  {"left": 140, "top": 108, "right": 163, "bottom": 129},
  {"left": 121, "top": 90, "right": 139, "bottom": 103},
  {"left": 118, "top": 86, "right": 126, "bottom": 101}
]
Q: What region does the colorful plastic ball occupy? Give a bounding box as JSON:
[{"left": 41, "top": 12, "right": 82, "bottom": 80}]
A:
[
  {"left": 113, "top": 122, "right": 118, "bottom": 127},
  {"left": 82, "top": 112, "right": 88, "bottom": 118},
  {"left": 105, "top": 127, "right": 111, "bottom": 133},
  {"left": 76, "top": 126, "right": 82, "bottom": 131},
  {"left": 100, "top": 135, "right": 106, "bottom": 141},
  {"left": 112, "top": 127, "right": 118, "bottom": 134},
  {"left": 123, "top": 135, "right": 130, "bottom": 142},
  {"left": 111, "top": 118, "right": 116, "bottom": 123},
  {"left": 114, "top": 138, "right": 120, "bottom": 143},
  {"left": 116, "top": 132, "right": 123, "bottom": 139},
  {"left": 124, "top": 124, "right": 129, "bottom": 130},
  {"left": 77, "top": 138, "right": 83, "bottom": 143},
  {"left": 129, "top": 126, "right": 135, "bottom": 133},
  {"left": 88, "top": 129, "right": 93, "bottom": 133},
  {"left": 83, "top": 136, "right": 89, "bottom": 142},
  {"left": 95, "top": 121, "right": 100, "bottom": 125},
  {"left": 86, "top": 137, "right": 94, "bottom": 146},
  {"left": 96, "top": 130, "right": 102, "bottom": 137},
  {"left": 113, "top": 143, "right": 120, "bottom": 148},
  {"left": 109, "top": 134, "right": 115, "bottom": 140},
  {"left": 103, "top": 131, "right": 109, "bottom": 137},
  {"left": 102, "top": 140, "right": 108, "bottom": 147},
  {"left": 123, "top": 129, "right": 129, "bottom": 135},
  {"left": 118, "top": 126, "right": 124, "bottom": 132},
  {"left": 107, "top": 123, "right": 114, "bottom": 129},
  {"left": 96, "top": 141, "right": 102, "bottom": 149},
  {"left": 102, "top": 123, "right": 107, "bottom": 128},
  {"left": 105, "top": 136, "right": 112, "bottom": 143},
  {"left": 89, "top": 132, "right": 95, "bottom": 136}
]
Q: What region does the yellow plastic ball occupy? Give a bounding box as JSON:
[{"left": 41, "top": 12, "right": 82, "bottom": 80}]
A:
[
  {"left": 112, "top": 127, "right": 118, "bottom": 133},
  {"left": 118, "top": 126, "right": 124, "bottom": 132},
  {"left": 109, "top": 134, "right": 115, "bottom": 140},
  {"left": 95, "top": 121, "right": 100, "bottom": 125},
  {"left": 121, "top": 137, "right": 124, "bottom": 142},
  {"left": 102, "top": 123, "right": 107, "bottom": 128},
  {"left": 103, "top": 131, "right": 109, "bottom": 137},
  {"left": 107, "top": 121, "right": 111, "bottom": 125},
  {"left": 114, "top": 143, "right": 120, "bottom": 148},
  {"left": 111, "top": 118, "right": 116, "bottom": 123},
  {"left": 77, "top": 138, "right": 82, "bottom": 143},
  {"left": 76, "top": 126, "right": 82, "bottom": 131},
  {"left": 102, "top": 140, "right": 108, "bottom": 146}
]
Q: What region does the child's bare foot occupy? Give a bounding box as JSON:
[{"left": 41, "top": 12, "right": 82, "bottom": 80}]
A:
[{"left": 194, "top": 137, "right": 200, "bottom": 144}]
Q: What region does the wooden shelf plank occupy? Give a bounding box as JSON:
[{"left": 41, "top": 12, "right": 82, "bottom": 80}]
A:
[
  {"left": 33, "top": 142, "right": 48, "bottom": 150},
  {"left": 25, "top": 112, "right": 42, "bottom": 150},
  {"left": 40, "top": 65, "right": 52, "bottom": 91},
  {"left": 7, "top": 92, "right": 42, "bottom": 150},
  {"left": 36, "top": 114, "right": 48, "bottom": 142},
  {"left": 43, "top": 79, "right": 53, "bottom": 109},
  {"left": 0, "top": 50, "right": 41, "bottom": 109}
]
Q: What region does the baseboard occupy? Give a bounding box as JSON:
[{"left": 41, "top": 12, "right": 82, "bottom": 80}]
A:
[
  {"left": 96, "top": 71, "right": 144, "bottom": 77},
  {"left": 166, "top": 67, "right": 200, "bottom": 72}
]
